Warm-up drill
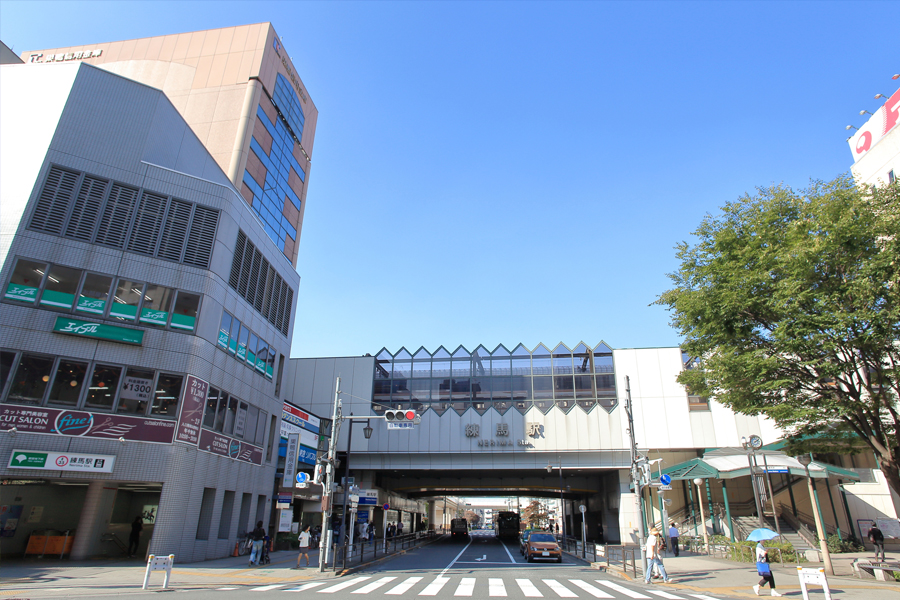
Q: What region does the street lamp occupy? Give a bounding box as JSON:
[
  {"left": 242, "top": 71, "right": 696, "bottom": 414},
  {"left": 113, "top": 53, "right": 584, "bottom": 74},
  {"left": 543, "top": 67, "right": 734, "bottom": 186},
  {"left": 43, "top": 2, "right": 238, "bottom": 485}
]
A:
[
  {"left": 546, "top": 460, "right": 565, "bottom": 539},
  {"left": 693, "top": 478, "right": 710, "bottom": 554},
  {"left": 741, "top": 435, "right": 765, "bottom": 528},
  {"left": 797, "top": 454, "right": 834, "bottom": 575}
]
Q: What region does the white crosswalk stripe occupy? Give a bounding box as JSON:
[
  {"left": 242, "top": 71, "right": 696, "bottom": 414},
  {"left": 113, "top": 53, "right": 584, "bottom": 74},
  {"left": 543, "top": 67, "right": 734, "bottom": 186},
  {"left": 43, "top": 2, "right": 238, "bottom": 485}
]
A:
[
  {"left": 387, "top": 577, "right": 424, "bottom": 595},
  {"left": 353, "top": 576, "right": 398, "bottom": 594},
  {"left": 454, "top": 577, "right": 476, "bottom": 596},
  {"left": 284, "top": 582, "right": 329, "bottom": 592},
  {"left": 420, "top": 576, "right": 450, "bottom": 596},
  {"left": 489, "top": 578, "right": 507, "bottom": 597},
  {"left": 594, "top": 581, "right": 651, "bottom": 599},
  {"left": 647, "top": 591, "right": 685, "bottom": 599},
  {"left": 542, "top": 579, "right": 578, "bottom": 598},
  {"left": 689, "top": 596, "right": 725, "bottom": 600},
  {"left": 251, "top": 584, "right": 286, "bottom": 591},
  {"left": 568, "top": 580, "right": 614, "bottom": 598},
  {"left": 217, "top": 587, "right": 239, "bottom": 590},
  {"left": 515, "top": 579, "right": 543, "bottom": 597},
  {"left": 320, "top": 577, "right": 371, "bottom": 593}
]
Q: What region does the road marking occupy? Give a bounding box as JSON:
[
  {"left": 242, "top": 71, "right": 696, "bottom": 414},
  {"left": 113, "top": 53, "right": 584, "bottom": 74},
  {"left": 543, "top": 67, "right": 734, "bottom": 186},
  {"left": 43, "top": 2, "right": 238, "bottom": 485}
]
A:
[
  {"left": 489, "top": 578, "right": 507, "bottom": 597},
  {"left": 387, "top": 577, "right": 423, "bottom": 595},
  {"left": 647, "top": 591, "right": 685, "bottom": 599},
  {"left": 476, "top": 554, "right": 487, "bottom": 561},
  {"left": 353, "top": 577, "right": 397, "bottom": 594},
  {"left": 689, "top": 596, "right": 725, "bottom": 600},
  {"left": 251, "top": 584, "right": 286, "bottom": 591},
  {"left": 500, "top": 540, "right": 516, "bottom": 563},
  {"left": 568, "top": 580, "right": 614, "bottom": 598},
  {"left": 542, "top": 579, "right": 578, "bottom": 598},
  {"left": 284, "top": 582, "right": 328, "bottom": 592},
  {"left": 440, "top": 537, "right": 474, "bottom": 576},
  {"left": 217, "top": 587, "right": 239, "bottom": 590},
  {"left": 419, "top": 576, "right": 450, "bottom": 596},
  {"left": 320, "top": 577, "right": 371, "bottom": 593},
  {"left": 454, "top": 577, "right": 476, "bottom": 596},
  {"left": 595, "top": 581, "right": 651, "bottom": 599},
  {"left": 516, "top": 579, "right": 543, "bottom": 597}
]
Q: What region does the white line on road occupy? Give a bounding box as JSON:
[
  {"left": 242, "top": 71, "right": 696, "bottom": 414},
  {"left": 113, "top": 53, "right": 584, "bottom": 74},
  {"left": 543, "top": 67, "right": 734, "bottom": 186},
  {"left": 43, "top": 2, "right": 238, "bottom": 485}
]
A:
[
  {"left": 489, "top": 578, "right": 507, "bottom": 597},
  {"left": 250, "top": 584, "right": 286, "bottom": 591},
  {"left": 419, "top": 576, "right": 450, "bottom": 596},
  {"left": 454, "top": 577, "right": 476, "bottom": 596},
  {"left": 595, "top": 580, "right": 651, "bottom": 599},
  {"left": 568, "top": 580, "right": 614, "bottom": 598},
  {"left": 386, "top": 576, "right": 423, "bottom": 595},
  {"left": 647, "top": 590, "right": 685, "bottom": 599},
  {"left": 320, "top": 577, "right": 371, "bottom": 593},
  {"left": 542, "top": 579, "right": 578, "bottom": 598},
  {"left": 689, "top": 595, "right": 726, "bottom": 600},
  {"left": 515, "top": 579, "right": 543, "bottom": 597},
  {"left": 352, "top": 576, "right": 397, "bottom": 594},
  {"left": 216, "top": 587, "right": 239, "bottom": 590},
  {"left": 500, "top": 540, "right": 516, "bottom": 563},
  {"left": 284, "top": 582, "right": 329, "bottom": 592},
  {"left": 440, "top": 536, "right": 474, "bottom": 576}
]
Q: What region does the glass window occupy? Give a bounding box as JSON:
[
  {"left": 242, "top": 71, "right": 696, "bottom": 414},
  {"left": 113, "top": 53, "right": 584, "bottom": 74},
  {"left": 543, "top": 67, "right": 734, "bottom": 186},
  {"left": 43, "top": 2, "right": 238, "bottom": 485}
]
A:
[
  {"left": 256, "top": 410, "right": 267, "bottom": 447},
  {"left": 236, "top": 324, "right": 249, "bottom": 361},
  {"left": 38, "top": 265, "right": 82, "bottom": 310},
  {"left": 223, "top": 395, "right": 239, "bottom": 434},
  {"left": 265, "top": 349, "right": 275, "bottom": 380},
  {"left": 510, "top": 345, "right": 532, "bottom": 376},
  {"left": 472, "top": 377, "right": 490, "bottom": 401},
  {"left": 433, "top": 378, "right": 450, "bottom": 402},
  {"left": 532, "top": 345, "right": 552, "bottom": 375},
  {"left": 46, "top": 359, "right": 88, "bottom": 406},
  {"left": 204, "top": 387, "right": 222, "bottom": 428},
  {"left": 490, "top": 377, "right": 512, "bottom": 401},
  {"left": 489, "top": 348, "right": 511, "bottom": 378},
  {"left": 554, "top": 374, "right": 575, "bottom": 399},
  {"left": 218, "top": 312, "right": 232, "bottom": 350},
  {"left": 246, "top": 333, "right": 259, "bottom": 368},
  {"left": 451, "top": 378, "right": 471, "bottom": 400},
  {"left": 596, "top": 374, "right": 616, "bottom": 396},
  {"left": 373, "top": 380, "right": 392, "bottom": 405},
  {"left": 76, "top": 273, "right": 113, "bottom": 315},
  {"left": 552, "top": 345, "right": 573, "bottom": 375},
  {"left": 110, "top": 279, "right": 144, "bottom": 321},
  {"left": 152, "top": 373, "right": 183, "bottom": 417},
  {"left": 510, "top": 375, "right": 532, "bottom": 400},
  {"left": 412, "top": 347, "right": 431, "bottom": 378},
  {"left": 593, "top": 354, "right": 614, "bottom": 373},
  {"left": 229, "top": 317, "right": 241, "bottom": 355},
  {"left": 140, "top": 284, "right": 174, "bottom": 327},
  {"left": 574, "top": 375, "right": 593, "bottom": 399},
  {"left": 1, "top": 351, "right": 16, "bottom": 395},
  {"left": 5, "top": 259, "right": 46, "bottom": 304},
  {"left": 572, "top": 343, "right": 591, "bottom": 374},
  {"left": 214, "top": 393, "right": 228, "bottom": 432},
  {"left": 6, "top": 354, "right": 54, "bottom": 405},
  {"left": 117, "top": 367, "right": 154, "bottom": 414},
  {"left": 410, "top": 378, "right": 430, "bottom": 402},
  {"left": 84, "top": 364, "right": 123, "bottom": 409},
  {"left": 245, "top": 404, "right": 260, "bottom": 444},
  {"left": 170, "top": 291, "right": 200, "bottom": 331},
  {"left": 255, "top": 340, "right": 268, "bottom": 374},
  {"left": 533, "top": 376, "right": 553, "bottom": 400},
  {"left": 234, "top": 401, "right": 249, "bottom": 438}
]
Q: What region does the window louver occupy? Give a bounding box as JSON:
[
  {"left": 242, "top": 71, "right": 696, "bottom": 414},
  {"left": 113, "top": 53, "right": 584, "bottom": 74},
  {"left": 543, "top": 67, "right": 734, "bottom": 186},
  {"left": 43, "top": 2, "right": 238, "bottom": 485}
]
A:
[
  {"left": 227, "top": 229, "right": 294, "bottom": 339},
  {"left": 246, "top": 249, "right": 262, "bottom": 308},
  {"left": 229, "top": 231, "right": 247, "bottom": 289},
  {"left": 157, "top": 198, "right": 192, "bottom": 262},
  {"left": 183, "top": 205, "right": 218, "bottom": 268},
  {"left": 30, "top": 166, "right": 79, "bottom": 235},
  {"left": 282, "top": 287, "right": 293, "bottom": 335},
  {"left": 238, "top": 237, "right": 253, "bottom": 297},
  {"left": 95, "top": 183, "right": 139, "bottom": 248},
  {"left": 274, "top": 276, "right": 286, "bottom": 332},
  {"left": 127, "top": 192, "right": 167, "bottom": 255},
  {"left": 65, "top": 175, "right": 108, "bottom": 241},
  {"left": 254, "top": 258, "right": 270, "bottom": 312}
]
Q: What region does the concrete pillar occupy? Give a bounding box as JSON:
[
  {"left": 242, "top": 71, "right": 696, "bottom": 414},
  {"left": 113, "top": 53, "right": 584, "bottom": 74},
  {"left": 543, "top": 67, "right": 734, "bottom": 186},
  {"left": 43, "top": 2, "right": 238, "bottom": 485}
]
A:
[
  {"left": 70, "top": 481, "right": 118, "bottom": 560},
  {"left": 227, "top": 78, "right": 263, "bottom": 188},
  {"left": 427, "top": 501, "right": 437, "bottom": 530}
]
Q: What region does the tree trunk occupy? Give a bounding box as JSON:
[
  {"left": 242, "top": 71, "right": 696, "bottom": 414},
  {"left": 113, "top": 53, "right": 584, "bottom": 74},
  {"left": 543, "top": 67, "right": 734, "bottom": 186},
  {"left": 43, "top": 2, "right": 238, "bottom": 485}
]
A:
[{"left": 877, "top": 455, "right": 900, "bottom": 506}]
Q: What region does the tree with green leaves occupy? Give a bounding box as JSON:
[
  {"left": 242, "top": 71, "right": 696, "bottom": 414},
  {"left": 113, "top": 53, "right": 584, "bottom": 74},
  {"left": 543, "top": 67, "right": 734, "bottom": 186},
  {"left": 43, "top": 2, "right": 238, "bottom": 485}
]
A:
[{"left": 656, "top": 176, "right": 900, "bottom": 496}]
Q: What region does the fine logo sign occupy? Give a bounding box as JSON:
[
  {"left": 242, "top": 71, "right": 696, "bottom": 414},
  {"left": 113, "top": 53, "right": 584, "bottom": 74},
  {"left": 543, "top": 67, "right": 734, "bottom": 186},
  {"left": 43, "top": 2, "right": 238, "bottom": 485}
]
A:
[{"left": 54, "top": 411, "right": 93, "bottom": 436}]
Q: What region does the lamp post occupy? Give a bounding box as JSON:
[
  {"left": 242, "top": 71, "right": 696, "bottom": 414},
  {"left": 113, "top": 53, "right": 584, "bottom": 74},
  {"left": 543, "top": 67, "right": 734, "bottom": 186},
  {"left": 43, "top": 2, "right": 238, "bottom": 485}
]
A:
[
  {"left": 693, "top": 478, "right": 710, "bottom": 554},
  {"left": 546, "top": 459, "right": 565, "bottom": 540},
  {"left": 741, "top": 435, "right": 765, "bottom": 528},
  {"left": 797, "top": 454, "right": 834, "bottom": 575}
]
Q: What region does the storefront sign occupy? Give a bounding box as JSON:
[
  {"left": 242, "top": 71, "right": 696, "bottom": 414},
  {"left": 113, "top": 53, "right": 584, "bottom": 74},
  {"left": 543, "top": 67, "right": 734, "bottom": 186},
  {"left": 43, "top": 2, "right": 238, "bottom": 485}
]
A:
[
  {"left": 284, "top": 433, "right": 299, "bottom": 485},
  {"left": 281, "top": 421, "right": 319, "bottom": 448},
  {"left": 174, "top": 375, "right": 209, "bottom": 446},
  {"left": 7, "top": 449, "right": 116, "bottom": 473},
  {"left": 282, "top": 402, "right": 320, "bottom": 433},
  {"left": 5, "top": 283, "right": 38, "bottom": 302},
  {"left": 29, "top": 49, "right": 102, "bottom": 63},
  {"left": 297, "top": 445, "right": 317, "bottom": 466},
  {"left": 197, "top": 428, "right": 263, "bottom": 465},
  {"left": 357, "top": 489, "right": 378, "bottom": 506},
  {"left": 120, "top": 375, "right": 153, "bottom": 402},
  {"left": 0, "top": 405, "right": 176, "bottom": 443},
  {"left": 848, "top": 87, "right": 900, "bottom": 163},
  {"left": 52, "top": 316, "right": 144, "bottom": 345}
]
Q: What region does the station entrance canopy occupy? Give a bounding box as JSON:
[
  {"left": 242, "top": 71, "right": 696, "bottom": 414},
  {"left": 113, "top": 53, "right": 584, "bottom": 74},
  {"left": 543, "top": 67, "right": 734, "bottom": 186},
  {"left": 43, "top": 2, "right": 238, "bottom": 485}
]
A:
[{"left": 659, "top": 448, "right": 861, "bottom": 482}]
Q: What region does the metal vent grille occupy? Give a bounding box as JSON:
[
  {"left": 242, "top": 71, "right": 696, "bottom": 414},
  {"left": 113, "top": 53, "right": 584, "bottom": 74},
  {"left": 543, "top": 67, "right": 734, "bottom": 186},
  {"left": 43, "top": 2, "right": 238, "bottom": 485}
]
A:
[
  {"left": 30, "top": 166, "right": 79, "bottom": 235},
  {"left": 282, "top": 287, "right": 293, "bottom": 335},
  {"left": 246, "top": 248, "right": 262, "bottom": 308},
  {"left": 127, "top": 192, "right": 167, "bottom": 255},
  {"left": 274, "top": 276, "right": 287, "bottom": 332},
  {"left": 95, "top": 183, "right": 139, "bottom": 248},
  {"left": 183, "top": 205, "right": 218, "bottom": 268},
  {"left": 229, "top": 231, "right": 247, "bottom": 290},
  {"left": 65, "top": 175, "right": 109, "bottom": 241},
  {"left": 227, "top": 229, "right": 294, "bottom": 338},
  {"left": 254, "top": 258, "right": 270, "bottom": 312},
  {"left": 157, "top": 198, "right": 192, "bottom": 262}
]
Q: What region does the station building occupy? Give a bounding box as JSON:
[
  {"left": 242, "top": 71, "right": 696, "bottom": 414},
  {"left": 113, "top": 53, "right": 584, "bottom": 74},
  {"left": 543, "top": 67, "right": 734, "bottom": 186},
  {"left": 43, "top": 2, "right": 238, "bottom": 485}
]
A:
[
  {"left": 0, "top": 23, "right": 316, "bottom": 562},
  {"left": 847, "top": 85, "right": 899, "bottom": 188}
]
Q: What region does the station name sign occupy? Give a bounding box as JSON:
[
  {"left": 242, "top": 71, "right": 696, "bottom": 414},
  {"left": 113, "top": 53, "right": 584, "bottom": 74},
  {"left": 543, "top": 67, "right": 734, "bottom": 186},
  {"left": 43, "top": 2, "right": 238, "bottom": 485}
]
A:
[
  {"left": 29, "top": 49, "right": 102, "bottom": 63},
  {"left": 8, "top": 449, "right": 115, "bottom": 473}
]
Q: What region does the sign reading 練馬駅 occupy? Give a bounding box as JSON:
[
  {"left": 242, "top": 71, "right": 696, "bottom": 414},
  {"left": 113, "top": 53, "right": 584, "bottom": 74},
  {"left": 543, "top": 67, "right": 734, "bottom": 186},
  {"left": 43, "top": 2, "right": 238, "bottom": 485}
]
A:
[
  {"left": 8, "top": 449, "right": 115, "bottom": 473},
  {"left": 52, "top": 316, "right": 144, "bottom": 345}
]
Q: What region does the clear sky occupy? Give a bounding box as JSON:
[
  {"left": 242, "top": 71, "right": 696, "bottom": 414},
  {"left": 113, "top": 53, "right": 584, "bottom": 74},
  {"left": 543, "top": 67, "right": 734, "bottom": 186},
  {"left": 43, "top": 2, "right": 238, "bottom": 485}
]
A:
[{"left": 3, "top": 1, "right": 897, "bottom": 359}]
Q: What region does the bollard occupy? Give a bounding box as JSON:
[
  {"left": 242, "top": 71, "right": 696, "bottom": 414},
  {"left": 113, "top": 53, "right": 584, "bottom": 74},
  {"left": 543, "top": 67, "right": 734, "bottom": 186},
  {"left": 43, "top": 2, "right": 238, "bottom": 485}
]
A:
[
  {"left": 143, "top": 553, "right": 175, "bottom": 590},
  {"left": 797, "top": 566, "right": 831, "bottom": 600}
]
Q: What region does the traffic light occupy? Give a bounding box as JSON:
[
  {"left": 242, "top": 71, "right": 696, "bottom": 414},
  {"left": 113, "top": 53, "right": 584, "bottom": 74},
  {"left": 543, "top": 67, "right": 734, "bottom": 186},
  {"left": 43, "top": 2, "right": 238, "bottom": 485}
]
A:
[
  {"left": 313, "top": 463, "right": 325, "bottom": 484},
  {"left": 384, "top": 409, "right": 418, "bottom": 423}
]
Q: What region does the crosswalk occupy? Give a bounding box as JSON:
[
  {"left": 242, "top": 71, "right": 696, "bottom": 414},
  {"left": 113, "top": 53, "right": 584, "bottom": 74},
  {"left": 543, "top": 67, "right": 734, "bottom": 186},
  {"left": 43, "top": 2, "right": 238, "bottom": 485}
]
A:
[{"left": 216, "top": 575, "right": 727, "bottom": 599}]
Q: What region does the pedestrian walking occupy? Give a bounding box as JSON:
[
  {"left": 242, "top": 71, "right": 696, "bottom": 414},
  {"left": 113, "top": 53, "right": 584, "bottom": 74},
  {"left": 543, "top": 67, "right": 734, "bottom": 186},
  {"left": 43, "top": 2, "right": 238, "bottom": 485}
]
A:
[
  {"left": 868, "top": 524, "right": 886, "bottom": 561},
  {"left": 668, "top": 522, "right": 679, "bottom": 557},
  {"left": 753, "top": 541, "right": 781, "bottom": 596},
  {"left": 294, "top": 525, "right": 312, "bottom": 568},
  {"left": 397, "top": 521, "right": 404, "bottom": 535},
  {"left": 644, "top": 527, "right": 671, "bottom": 584},
  {"left": 248, "top": 521, "right": 266, "bottom": 566},
  {"left": 128, "top": 515, "right": 143, "bottom": 557}
]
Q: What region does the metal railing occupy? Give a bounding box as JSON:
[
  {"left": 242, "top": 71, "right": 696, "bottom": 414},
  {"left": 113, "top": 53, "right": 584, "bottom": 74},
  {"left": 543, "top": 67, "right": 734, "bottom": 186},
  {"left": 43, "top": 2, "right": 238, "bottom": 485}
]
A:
[
  {"left": 590, "top": 544, "right": 639, "bottom": 578},
  {"left": 331, "top": 530, "right": 438, "bottom": 572}
]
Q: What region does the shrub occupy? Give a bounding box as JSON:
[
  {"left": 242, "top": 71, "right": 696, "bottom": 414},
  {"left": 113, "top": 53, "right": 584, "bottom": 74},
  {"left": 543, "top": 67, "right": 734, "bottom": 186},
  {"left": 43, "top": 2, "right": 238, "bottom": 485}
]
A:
[{"left": 826, "top": 534, "right": 864, "bottom": 553}]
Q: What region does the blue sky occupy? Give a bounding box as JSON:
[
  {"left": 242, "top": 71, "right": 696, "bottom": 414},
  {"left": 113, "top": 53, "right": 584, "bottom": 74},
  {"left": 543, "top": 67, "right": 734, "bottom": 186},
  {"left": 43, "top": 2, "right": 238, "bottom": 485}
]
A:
[{"left": 3, "top": 1, "right": 897, "bottom": 359}]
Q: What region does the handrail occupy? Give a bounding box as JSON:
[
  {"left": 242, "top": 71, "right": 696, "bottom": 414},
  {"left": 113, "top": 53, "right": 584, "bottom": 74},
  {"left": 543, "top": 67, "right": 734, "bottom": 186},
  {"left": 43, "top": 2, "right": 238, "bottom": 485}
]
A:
[{"left": 778, "top": 505, "right": 818, "bottom": 548}]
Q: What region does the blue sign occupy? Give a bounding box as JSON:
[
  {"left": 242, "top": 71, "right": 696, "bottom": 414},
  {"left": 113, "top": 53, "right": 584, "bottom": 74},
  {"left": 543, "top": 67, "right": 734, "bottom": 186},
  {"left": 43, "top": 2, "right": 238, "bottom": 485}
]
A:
[
  {"left": 296, "top": 472, "right": 309, "bottom": 483},
  {"left": 660, "top": 474, "right": 672, "bottom": 486},
  {"left": 766, "top": 468, "right": 789, "bottom": 474},
  {"left": 297, "top": 446, "right": 317, "bottom": 466}
]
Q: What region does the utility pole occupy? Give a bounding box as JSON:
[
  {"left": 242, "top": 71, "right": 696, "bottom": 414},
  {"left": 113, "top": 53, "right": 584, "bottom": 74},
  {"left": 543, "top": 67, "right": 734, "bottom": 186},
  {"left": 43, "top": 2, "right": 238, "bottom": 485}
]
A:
[
  {"left": 318, "top": 376, "right": 343, "bottom": 572},
  {"left": 624, "top": 376, "right": 648, "bottom": 575}
]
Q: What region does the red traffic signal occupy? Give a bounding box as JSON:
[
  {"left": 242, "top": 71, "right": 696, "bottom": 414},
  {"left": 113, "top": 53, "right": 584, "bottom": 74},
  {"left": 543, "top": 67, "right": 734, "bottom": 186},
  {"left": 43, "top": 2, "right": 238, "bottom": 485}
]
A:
[{"left": 385, "top": 409, "right": 417, "bottom": 422}]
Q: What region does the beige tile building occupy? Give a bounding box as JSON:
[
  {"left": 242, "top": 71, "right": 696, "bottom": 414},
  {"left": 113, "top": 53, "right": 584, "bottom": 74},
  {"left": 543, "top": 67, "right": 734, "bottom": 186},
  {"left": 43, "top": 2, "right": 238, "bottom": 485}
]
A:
[{"left": 23, "top": 23, "right": 318, "bottom": 266}]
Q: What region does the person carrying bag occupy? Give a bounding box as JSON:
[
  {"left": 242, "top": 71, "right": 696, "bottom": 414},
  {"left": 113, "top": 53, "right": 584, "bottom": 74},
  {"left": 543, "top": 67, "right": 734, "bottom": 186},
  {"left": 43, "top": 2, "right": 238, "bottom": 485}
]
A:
[{"left": 753, "top": 541, "right": 781, "bottom": 596}]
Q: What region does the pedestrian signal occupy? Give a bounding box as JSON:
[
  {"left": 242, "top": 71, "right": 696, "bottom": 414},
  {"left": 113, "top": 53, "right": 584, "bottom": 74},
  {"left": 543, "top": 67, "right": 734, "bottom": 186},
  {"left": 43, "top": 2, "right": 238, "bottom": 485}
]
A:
[
  {"left": 384, "top": 409, "right": 417, "bottom": 422},
  {"left": 313, "top": 463, "right": 325, "bottom": 484}
]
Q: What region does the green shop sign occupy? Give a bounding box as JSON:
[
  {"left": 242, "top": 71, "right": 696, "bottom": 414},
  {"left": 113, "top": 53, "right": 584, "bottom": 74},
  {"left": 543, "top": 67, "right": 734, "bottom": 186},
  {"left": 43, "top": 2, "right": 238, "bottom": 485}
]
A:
[{"left": 52, "top": 317, "right": 144, "bottom": 345}]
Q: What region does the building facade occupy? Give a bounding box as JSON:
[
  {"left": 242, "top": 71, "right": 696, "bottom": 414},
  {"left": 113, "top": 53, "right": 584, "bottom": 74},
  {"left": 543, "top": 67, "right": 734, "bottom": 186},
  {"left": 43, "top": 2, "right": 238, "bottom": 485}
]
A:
[
  {"left": 848, "top": 86, "right": 899, "bottom": 188},
  {"left": 0, "top": 26, "right": 311, "bottom": 560}
]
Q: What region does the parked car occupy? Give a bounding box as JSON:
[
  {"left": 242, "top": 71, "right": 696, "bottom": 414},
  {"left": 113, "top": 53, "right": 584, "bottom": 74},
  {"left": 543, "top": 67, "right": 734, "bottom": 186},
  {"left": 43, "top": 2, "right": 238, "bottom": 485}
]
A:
[
  {"left": 524, "top": 532, "right": 562, "bottom": 563},
  {"left": 519, "top": 528, "right": 539, "bottom": 554}
]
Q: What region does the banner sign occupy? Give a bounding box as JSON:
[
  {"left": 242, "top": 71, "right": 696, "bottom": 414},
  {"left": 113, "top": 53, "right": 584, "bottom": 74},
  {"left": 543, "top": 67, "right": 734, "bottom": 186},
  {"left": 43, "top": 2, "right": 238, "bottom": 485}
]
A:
[
  {"left": 281, "top": 421, "right": 319, "bottom": 448},
  {"left": 174, "top": 375, "right": 209, "bottom": 446},
  {"left": 848, "top": 87, "right": 900, "bottom": 163},
  {"left": 52, "top": 316, "right": 144, "bottom": 345},
  {"left": 357, "top": 489, "right": 378, "bottom": 506},
  {"left": 284, "top": 433, "right": 299, "bottom": 484},
  {"left": 297, "top": 445, "right": 317, "bottom": 466},
  {"left": 282, "top": 402, "right": 320, "bottom": 434},
  {"left": 197, "top": 428, "right": 263, "bottom": 465},
  {"left": 8, "top": 449, "right": 115, "bottom": 473},
  {"left": 0, "top": 405, "right": 176, "bottom": 443}
]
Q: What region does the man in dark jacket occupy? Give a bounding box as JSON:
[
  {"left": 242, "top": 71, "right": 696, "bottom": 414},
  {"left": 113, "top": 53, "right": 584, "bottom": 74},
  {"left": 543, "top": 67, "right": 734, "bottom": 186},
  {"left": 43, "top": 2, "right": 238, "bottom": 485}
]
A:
[
  {"left": 869, "top": 524, "right": 886, "bottom": 561},
  {"left": 249, "top": 521, "right": 266, "bottom": 566}
]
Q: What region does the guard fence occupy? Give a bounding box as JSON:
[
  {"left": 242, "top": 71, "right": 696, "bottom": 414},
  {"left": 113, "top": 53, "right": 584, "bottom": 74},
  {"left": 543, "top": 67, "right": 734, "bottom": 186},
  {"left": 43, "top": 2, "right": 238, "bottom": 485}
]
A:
[{"left": 329, "top": 530, "right": 438, "bottom": 572}]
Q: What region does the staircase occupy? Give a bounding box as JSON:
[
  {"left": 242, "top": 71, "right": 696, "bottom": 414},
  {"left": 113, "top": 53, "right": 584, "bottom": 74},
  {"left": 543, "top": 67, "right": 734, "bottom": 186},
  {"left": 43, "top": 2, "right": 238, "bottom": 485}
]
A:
[{"left": 733, "top": 515, "right": 815, "bottom": 552}]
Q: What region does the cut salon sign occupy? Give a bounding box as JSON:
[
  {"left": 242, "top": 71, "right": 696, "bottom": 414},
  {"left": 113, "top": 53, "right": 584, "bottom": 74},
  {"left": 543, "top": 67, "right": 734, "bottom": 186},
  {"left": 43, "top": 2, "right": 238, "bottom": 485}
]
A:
[{"left": 0, "top": 406, "right": 175, "bottom": 443}]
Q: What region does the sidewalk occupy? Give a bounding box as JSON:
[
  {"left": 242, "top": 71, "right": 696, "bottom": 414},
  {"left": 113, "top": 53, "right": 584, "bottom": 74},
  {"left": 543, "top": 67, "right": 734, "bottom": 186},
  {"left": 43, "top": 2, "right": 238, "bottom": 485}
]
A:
[{"left": 601, "top": 549, "right": 900, "bottom": 598}]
